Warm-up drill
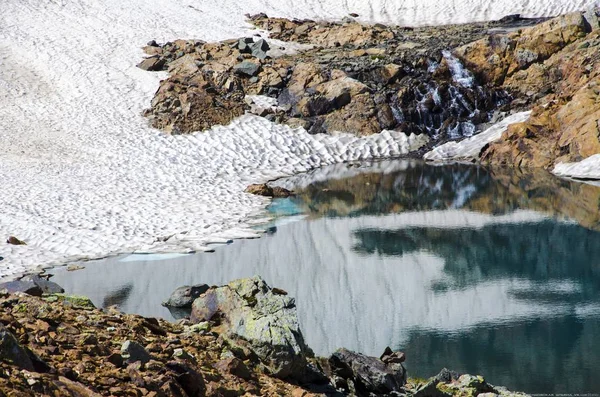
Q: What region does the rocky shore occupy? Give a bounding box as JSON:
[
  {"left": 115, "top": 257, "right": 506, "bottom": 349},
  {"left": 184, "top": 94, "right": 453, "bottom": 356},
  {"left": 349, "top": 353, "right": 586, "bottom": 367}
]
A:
[{"left": 0, "top": 276, "right": 527, "bottom": 396}]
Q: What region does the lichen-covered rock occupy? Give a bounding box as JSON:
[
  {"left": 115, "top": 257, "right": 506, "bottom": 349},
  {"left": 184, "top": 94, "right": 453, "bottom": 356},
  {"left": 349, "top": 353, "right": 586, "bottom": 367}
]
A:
[
  {"left": 190, "top": 276, "right": 309, "bottom": 379},
  {"left": 411, "top": 369, "right": 529, "bottom": 397},
  {"left": 43, "top": 293, "right": 95, "bottom": 309}
]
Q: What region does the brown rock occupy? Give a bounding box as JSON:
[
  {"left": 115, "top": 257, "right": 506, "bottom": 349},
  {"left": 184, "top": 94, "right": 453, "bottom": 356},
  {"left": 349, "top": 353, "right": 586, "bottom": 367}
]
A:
[
  {"left": 137, "top": 56, "right": 165, "bottom": 71},
  {"left": 455, "top": 12, "right": 589, "bottom": 85},
  {"left": 7, "top": 236, "right": 26, "bottom": 245},
  {"left": 245, "top": 184, "right": 293, "bottom": 198},
  {"left": 214, "top": 357, "right": 252, "bottom": 380}
]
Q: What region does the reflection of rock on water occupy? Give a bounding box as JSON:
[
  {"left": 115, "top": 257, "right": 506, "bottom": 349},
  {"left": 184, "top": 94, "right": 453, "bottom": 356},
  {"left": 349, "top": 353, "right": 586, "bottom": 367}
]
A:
[{"left": 288, "top": 160, "right": 600, "bottom": 231}]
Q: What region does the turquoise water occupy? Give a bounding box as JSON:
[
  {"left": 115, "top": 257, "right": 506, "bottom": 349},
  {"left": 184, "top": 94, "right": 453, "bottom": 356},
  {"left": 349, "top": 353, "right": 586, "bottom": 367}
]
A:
[{"left": 51, "top": 161, "right": 600, "bottom": 393}]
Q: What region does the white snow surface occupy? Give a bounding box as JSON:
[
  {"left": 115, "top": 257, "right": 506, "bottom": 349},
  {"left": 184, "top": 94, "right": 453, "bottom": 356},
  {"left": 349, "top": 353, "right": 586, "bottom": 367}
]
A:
[
  {"left": 553, "top": 154, "right": 600, "bottom": 180},
  {"left": 423, "top": 111, "right": 531, "bottom": 162},
  {"left": 1, "top": 0, "right": 599, "bottom": 278}
]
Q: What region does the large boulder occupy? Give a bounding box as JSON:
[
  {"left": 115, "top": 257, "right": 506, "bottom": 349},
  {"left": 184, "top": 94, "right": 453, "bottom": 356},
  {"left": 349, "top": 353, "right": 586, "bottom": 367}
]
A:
[{"left": 190, "top": 276, "right": 309, "bottom": 379}]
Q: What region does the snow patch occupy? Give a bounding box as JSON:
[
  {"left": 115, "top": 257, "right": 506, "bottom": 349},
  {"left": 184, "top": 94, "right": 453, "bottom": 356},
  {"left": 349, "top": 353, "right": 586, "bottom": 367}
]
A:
[{"left": 1, "top": 0, "right": 598, "bottom": 278}]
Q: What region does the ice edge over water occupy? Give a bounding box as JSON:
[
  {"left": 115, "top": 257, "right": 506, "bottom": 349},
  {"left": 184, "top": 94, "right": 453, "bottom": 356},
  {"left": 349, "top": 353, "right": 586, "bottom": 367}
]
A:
[{"left": 1, "top": 0, "right": 599, "bottom": 278}]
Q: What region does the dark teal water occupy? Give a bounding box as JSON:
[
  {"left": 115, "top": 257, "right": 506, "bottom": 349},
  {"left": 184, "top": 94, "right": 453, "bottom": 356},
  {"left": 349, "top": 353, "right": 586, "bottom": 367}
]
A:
[{"left": 51, "top": 161, "right": 600, "bottom": 394}]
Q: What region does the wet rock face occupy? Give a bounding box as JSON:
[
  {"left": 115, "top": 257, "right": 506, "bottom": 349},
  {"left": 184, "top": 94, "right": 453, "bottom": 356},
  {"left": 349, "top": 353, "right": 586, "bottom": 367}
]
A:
[
  {"left": 139, "top": 15, "right": 538, "bottom": 140},
  {"left": 190, "top": 276, "right": 309, "bottom": 379}
]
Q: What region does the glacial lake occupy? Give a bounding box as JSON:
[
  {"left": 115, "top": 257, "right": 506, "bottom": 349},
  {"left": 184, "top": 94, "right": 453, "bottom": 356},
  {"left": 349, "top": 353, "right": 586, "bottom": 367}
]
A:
[{"left": 50, "top": 160, "right": 600, "bottom": 394}]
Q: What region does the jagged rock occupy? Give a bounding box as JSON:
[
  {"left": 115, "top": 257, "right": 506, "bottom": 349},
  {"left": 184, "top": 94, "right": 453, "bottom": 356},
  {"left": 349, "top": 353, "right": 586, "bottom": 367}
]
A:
[
  {"left": 250, "top": 39, "right": 270, "bottom": 59},
  {"left": 327, "top": 348, "right": 406, "bottom": 396},
  {"left": 163, "top": 284, "right": 210, "bottom": 308},
  {"left": 190, "top": 276, "right": 309, "bottom": 379},
  {"left": 237, "top": 37, "right": 254, "bottom": 53},
  {"left": 137, "top": 55, "right": 166, "bottom": 71},
  {"left": 121, "top": 340, "right": 152, "bottom": 364},
  {"left": 0, "top": 275, "right": 64, "bottom": 297},
  {"left": 233, "top": 61, "right": 261, "bottom": 77},
  {"left": 6, "top": 236, "right": 26, "bottom": 245},
  {"left": 0, "top": 324, "right": 35, "bottom": 371}
]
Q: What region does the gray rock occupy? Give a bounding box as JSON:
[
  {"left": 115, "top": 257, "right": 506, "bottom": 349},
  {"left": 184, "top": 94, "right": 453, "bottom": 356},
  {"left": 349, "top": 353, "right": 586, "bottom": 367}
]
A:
[
  {"left": 190, "top": 276, "right": 309, "bottom": 379},
  {"left": 583, "top": 6, "right": 600, "bottom": 30},
  {"left": 162, "top": 284, "right": 209, "bottom": 308},
  {"left": 250, "top": 39, "right": 270, "bottom": 59},
  {"left": 0, "top": 275, "right": 64, "bottom": 297},
  {"left": 237, "top": 37, "right": 254, "bottom": 53},
  {"left": 0, "top": 324, "right": 35, "bottom": 371},
  {"left": 233, "top": 61, "right": 261, "bottom": 77},
  {"left": 121, "top": 340, "right": 151, "bottom": 364},
  {"left": 328, "top": 348, "right": 406, "bottom": 395}
]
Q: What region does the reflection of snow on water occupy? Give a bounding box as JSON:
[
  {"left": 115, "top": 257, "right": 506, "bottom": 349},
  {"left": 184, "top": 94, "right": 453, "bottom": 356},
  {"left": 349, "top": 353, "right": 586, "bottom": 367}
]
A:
[{"left": 52, "top": 209, "right": 575, "bottom": 357}]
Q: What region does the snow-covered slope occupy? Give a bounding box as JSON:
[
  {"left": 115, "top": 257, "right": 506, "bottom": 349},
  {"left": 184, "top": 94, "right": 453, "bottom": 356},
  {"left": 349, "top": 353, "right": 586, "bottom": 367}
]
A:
[{"left": 1, "top": 0, "right": 598, "bottom": 278}]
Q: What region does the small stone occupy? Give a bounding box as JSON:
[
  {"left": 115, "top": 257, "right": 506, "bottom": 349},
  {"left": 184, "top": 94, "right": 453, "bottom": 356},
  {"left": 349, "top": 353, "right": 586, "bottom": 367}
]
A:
[
  {"left": 6, "top": 236, "right": 26, "bottom": 245},
  {"left": 172, "top": 348, "right": 196, "bottom": 363}
]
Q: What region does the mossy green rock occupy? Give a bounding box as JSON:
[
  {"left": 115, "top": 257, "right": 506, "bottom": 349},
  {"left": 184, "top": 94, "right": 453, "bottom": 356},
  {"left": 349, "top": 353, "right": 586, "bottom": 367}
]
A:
[{"left": 44, "top": 293, "right": 96, "bottom": 309}]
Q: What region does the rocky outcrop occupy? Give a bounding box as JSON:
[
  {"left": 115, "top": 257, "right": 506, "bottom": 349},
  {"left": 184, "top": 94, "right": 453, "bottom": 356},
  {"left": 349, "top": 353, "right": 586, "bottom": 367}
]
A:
[
  {"left": 0, "top": 290, "right": 323, "bottom": 396},
  {"left": 450, "top": 9, "right": 600, "bottom": 171},
  {"left": 190, "top": 276, "right": 310, "bottom": 379},
  {"left": 139, "top": 15, "right": 545, "bottom": 140},
  {"left": 454, "top": 12, "right": 589, "bottom": 86},
  {"left": 0, "top": 279, "right": 530, "bottom": 396}
]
